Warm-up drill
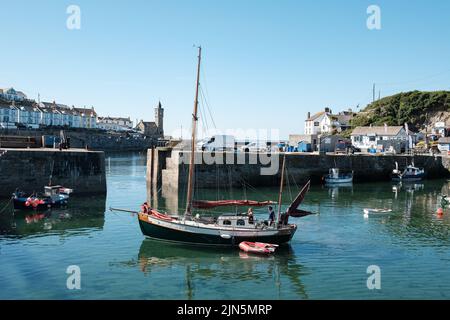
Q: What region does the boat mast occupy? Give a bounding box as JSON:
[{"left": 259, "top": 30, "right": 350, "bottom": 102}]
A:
[
  {"left": 185, "top": 46, "right": 202, "bottom": 217},
  {"left": 277, "top": 154, "right": 286, "bottom": 225}
]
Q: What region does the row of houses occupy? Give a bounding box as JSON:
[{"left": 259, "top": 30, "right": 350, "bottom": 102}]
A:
[
  {"left": 0, "top": 87, "right": 165, "bottom": 138},
  {"left": 292, "top": 106, "right": 426, "bottom": 153},
  {"left": 0, "top": 99, "right": 97, "bottom": 129}
]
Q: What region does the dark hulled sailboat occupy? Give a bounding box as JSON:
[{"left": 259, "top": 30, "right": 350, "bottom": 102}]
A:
[{"left": 138, "top": 47, "right": 312, "bottom": 246}]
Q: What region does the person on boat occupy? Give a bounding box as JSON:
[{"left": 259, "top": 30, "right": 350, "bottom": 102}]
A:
[
  {"left": 141, "top": 202, "right": 149, "bottom": 213},
  {"left": 280, "top": 212, "right": 289, "bottom": 226},
  {"left": 268, "top": 206, "right": 275, "bottom": 226},
  {"left": 247, "top": 208, "right": 254, "bottom": 224}
]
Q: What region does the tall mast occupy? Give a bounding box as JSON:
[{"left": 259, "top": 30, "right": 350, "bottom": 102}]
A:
[
  {"left": 185, "top": 46, "right": 202, "bottom": 216},
  {"left": 277, "top": 154, "right": 286, "bottom": 224}
]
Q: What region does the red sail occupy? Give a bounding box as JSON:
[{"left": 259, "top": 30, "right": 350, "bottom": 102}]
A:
[
  {"left": 192, "top": 200, "right": 274, "bottom": 209},
  {"left": 286, "top": 180, "right": 313, "bottom": 217}
]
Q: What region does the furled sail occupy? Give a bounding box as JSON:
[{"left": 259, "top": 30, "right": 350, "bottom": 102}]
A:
[
  {"left": 286, "top": 180, "right": 313, "bottom": 217},
  {"left": 192, "top": 200, "right": 274, "bottom": 209}
]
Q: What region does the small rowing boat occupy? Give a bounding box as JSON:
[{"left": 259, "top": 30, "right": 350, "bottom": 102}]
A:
[
  {"left": 363, "top": 208, "right": 393, "bottom": 218},
  {"left": 238, "top": 241, "right": 278, "bottom": 255}
]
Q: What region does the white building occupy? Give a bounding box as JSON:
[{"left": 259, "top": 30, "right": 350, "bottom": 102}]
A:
[
  {"left": 0, "top": 101, "right": 18, "bottom": 129},
  {"left": 305, "top": 109, "right": 332, "bottom": 135},
  {"left": 304, "top": 108, "right": 354, "bottom": 135},
  {"left": 97, "top": 116, "right": 133, "bottom": 131},
  {"left": 351, "top": 126, "right": 409, "bottom": 150},
  {"left": 74, "top": 107, "right": 97, "bottom": 129},
  {"left": 16, "top": 102, "right": 41, "bottom": 129},
  {"left": 432, "top": 121, "right": 448, "bottom": 138},
  {"left": 39, "top": 102, "right": 63, "bottom": 127},
  {"left": 0, "top": 87, "right": 27, "bottom": 102}
]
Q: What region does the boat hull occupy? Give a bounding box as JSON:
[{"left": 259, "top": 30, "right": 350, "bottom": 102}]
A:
[
  {"left": 138, "top": 214, "right": 296, "bottom": 246},
  {"left": 13, "top": 197, "right": 69, "bottom": 211},
  {"left": 324, "top": 177, "right": 353, "bottom": 184},
  {"left": 391, "top": 174, "right": 424, "bottom": 182}
]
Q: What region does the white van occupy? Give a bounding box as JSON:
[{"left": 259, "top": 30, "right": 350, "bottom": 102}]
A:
[
  {"left": 240, "top": 141, "right": 268, "bottom": 153},
  {"left": 197, "top": 135, "right": 236, "bottom": 152}
]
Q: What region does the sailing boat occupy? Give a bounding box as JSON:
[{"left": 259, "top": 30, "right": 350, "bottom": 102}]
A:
[{"left": 137, "top": 47, "right": 312, "bottom": 246}]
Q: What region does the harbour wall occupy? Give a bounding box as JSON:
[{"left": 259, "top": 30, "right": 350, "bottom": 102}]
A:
[
  {"left": 147, "top": 149, "right": 450, "bottom": 191},
  {"left": 0, "top": 128, "right": 159, "bottom": 151},
  {"left": 0, "top": 148, "right": 107, "bottom": 198}
]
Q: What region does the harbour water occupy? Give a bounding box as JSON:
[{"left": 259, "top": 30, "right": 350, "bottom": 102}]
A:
[{"left": 1, "top": 152, "right": 450, "bottom": 299}]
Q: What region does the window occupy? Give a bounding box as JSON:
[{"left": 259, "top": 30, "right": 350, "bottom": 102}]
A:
[
  {"left": 237, "top": 219, "right": 245, "bottom": 226},
  {"left": 314, "top": 122, "right": 319, "bottom": 126},
  {"left": 369, "top": 136, "right": 376, "bottom": 142},
  {"left": 222, "top": 220, "right": 231, "bottom": 226}
]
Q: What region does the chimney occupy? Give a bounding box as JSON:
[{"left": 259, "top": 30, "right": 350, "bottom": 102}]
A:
[
  {"left": 384, "top": 123, "right": 387, "bottom": 133},
  {"left": 307, "top": 112, "right": 311, "bottom": 119},
  {"left": 325, "top": 107, "right": 330, "bottom": 113}
]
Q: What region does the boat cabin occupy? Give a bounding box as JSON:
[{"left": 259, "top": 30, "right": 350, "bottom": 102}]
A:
[
  {"left": 217, "top": 215, "right": 256, "bottom": 228},
  {"left": 44, "top": 185, "right": 63, "bottom": 197}
]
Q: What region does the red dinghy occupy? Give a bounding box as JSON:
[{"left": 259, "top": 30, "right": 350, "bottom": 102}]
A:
[{"left": 239, "top": 241, "right": 279, "bottom": 255}]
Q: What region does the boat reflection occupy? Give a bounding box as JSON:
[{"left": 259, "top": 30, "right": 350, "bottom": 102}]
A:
[
  {"left": 324, "top": 183, "right": 353, "bottom": 200},
  {"left": 0, "top": 195, "right": 106, "bottom": 237},
  {"left": 392, "top": 182, "right": 424, "bottom": 197},
  {"left": 133, "top": 240, "right": 309, "bottom": 299}
]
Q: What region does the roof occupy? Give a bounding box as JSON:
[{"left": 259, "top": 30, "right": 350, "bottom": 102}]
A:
[
  {"left": 73, "top": 107, "right": 97, "bottom": 117},
  {"left": 98, "top": 116, "right": 131, "bottom": 122},
  {"left": 307, "top": 111, "right": 326, "bottom": 121},
  {"left": 438, "top": 137, "right": 450, "bottom": 144},
  {"left": 335, "top": 114, "right": 353, "bottom": 126},
  {"left": 137, "top": 120, "right": 157, "bottom": 129},
  {"left": 39, "top": 102, "right": 62, "bottom": 114},
  {"left": 351, "top": 126, "right": 404, "bottom": 136}
]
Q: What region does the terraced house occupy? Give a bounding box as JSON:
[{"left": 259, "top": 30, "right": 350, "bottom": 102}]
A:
[{"left": 0, "top": 87, "right": 98, "bottom": 129}]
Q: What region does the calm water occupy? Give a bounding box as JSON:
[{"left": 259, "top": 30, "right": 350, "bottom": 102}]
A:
[{"left": 1, "top": 153, "right": 450, "bottom": 300}]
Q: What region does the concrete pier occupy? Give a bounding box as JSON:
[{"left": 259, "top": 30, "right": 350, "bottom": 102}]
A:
[
  {"left": 0, "top": 148, "right": 106, "bottom": 198},
  {"left": 147, "top": 148, "right": 450, "bottom": 192}
]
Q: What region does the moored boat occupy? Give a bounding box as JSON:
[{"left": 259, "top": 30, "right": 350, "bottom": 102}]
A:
[
  {"left": 324, "top": 168, "right": 353, "bottom": 184},
  {"left": 136, "top": 48, "right": 315, "bottom": 247},
  {"left": 239, "top": 241, "right": 278, "bottom": 254},
  {"left": 13, "top": 185, "right": 73, "bottom": 211},
  {"left": 392, "top": 162, "right": 425, "bottom": 182}
]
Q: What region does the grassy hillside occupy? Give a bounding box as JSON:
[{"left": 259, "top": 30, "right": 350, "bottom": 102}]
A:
[{"left": 351, "top": 91, "right": 450, "bottom": 131}]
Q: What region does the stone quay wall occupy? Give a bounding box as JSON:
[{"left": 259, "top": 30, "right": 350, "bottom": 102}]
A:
[
  {"left": 0, "top": 128, "right": 158, "bottom": 151},
  {"left": 0, "top": 148, "right": 106, "bottom": 198},
  {"left": 147, "top": 149, "right": 450, "bottom": 191}
]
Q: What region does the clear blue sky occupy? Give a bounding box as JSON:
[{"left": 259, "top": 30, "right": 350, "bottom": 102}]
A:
[{"left": 1, "top": 0, "right": 449, "bottom": 138}]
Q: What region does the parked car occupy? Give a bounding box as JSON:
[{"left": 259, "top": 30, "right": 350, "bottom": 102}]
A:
[
  {"left": 240, "top": 141, "right": 268, "bottom": 153},
  {"left": 335, "top": 141, "right": 360, "bottom": 154},
  {"left": 197, "top": 135, "right": 236, "bottom": 152}
]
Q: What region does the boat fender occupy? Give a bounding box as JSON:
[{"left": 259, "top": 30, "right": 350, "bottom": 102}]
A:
[
  {"left": 220, "top": 234, "right": 231, "bottom": 239},
  {"left": 25, "top": 201, "right": 30, "bottom": 207}
]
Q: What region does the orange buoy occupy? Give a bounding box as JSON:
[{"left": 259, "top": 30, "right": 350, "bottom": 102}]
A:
[{"left": 437, "top": 208, "right": 444, "bottom": 217}]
